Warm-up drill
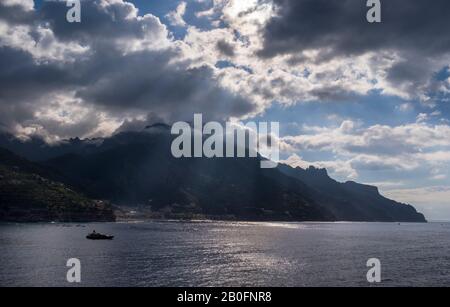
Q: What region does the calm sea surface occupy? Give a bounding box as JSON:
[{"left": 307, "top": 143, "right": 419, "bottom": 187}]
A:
[{"left": 1, "top": 221, "right": 450, "bottom": 287}]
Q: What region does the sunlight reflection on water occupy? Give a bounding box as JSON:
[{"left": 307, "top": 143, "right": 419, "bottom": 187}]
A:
[{"left": 1, "top": 221, "right": 449, "bottom": 286}]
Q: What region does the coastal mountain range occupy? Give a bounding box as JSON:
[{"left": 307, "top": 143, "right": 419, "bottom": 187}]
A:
[{"left": 0, "top": 124, "right": 426, "bottom": 222}]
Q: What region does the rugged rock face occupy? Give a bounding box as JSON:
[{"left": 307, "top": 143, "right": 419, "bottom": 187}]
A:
[{"left": 0, "top": 148, "right": 115, "bottom": 222}]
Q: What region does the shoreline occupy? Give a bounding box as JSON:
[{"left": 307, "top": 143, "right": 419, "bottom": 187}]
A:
[{"left": 0, "top": 217, "right": 430, "bottom": 225}]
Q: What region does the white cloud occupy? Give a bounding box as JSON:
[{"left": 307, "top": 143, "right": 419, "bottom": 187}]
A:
[
  {"left": 281, "top": 153, "right": 358, "bottom": 180},
  {"left": 416, "top": 113, "right": 429, "bottom": 123},
  {"left": 0, "top": 21, "right": 89, "bottom": 62},
  {"left": 181, "top": 0, "right": 450, "bottom": 109},
  {"left": 384, "top": 186, "right": 450, "bottom": 221},
  {"left": 397, "top": 103, "right": 413, "bottom": 112},
  {"left": 282, "top": 121, "right": 450, "bottom": 155},
  {"left": 364, "top": 181, "right": 406, "bottom": 189},
  {"left": 0, "top": 0, "right": 261, "bottom": 140},
  {"left": 2, "top": 0, "right": 33, "bottom": 10},
  {"left": 166, "top": 2, "right": 187, "bottom": 27},
  {"left": 279, "top": 121, "right": 450, "bottom": 181}
]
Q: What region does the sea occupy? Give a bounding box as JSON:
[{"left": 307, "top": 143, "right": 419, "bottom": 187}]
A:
[{"left": 1, "top": 220, "right": 449, "bottom": 287}]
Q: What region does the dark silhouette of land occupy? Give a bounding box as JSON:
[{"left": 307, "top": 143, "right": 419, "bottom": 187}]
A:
[{"left": 0, "top": 126, "right": 426, "bottom": 223}]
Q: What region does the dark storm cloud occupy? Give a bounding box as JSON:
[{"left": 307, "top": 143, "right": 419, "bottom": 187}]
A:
[
  {"left": 0, "top": 0, "right": 257, "bottom": 138},
  {"left": 257, "top": 0, "right": 450, "bottom": 102},
  {"left": 0, "top": 46, "right": 104, "bottom": 139},
  {"left": 75, "top": 49, "right": 255, "bottom": 121},
  {"left": 0, "top": 2, "right": 35, "bottom": 25},
  {"left": 309, "top": 86, "right": 359, "bottom": 102},
  {"left": 259, "top": 0, "right": 450, "bottom": 59},
  {"left": 386, "top": 59, "right": 431, "bottom": 86},
  {"left": 0, "top": 46, "right": 74, "bottom": 131},
  {"left": 216, "top": 40, "right": 235, "bottom": 57},
  {"left": 39, "top": 0, "right": 164, "bottom": 45},
  {"left": 0, "top": 47, "right": 75, "bottom": 101}
]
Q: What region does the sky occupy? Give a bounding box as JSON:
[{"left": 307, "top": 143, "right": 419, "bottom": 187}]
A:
[{"left": 1, "top": 0, "right": 450, "bottom": 219}]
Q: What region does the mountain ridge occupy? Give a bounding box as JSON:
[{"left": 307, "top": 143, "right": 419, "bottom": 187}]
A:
[
  {"left": 0, "top": 130, "right": 426, "bottom": 222},
  {"left": 277, "top": 164, "right": 425, "bottom": 222}
]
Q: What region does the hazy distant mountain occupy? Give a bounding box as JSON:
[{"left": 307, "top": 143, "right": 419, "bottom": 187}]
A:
[
  {"left": 0, "top": 128, "right": 426, "bottom": 222},
  {"left": 277, "top": 164, "right": 426, "bottom": 222},
  {"left": 0, "top": 148, "right": 115, "bottom": 222}
]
